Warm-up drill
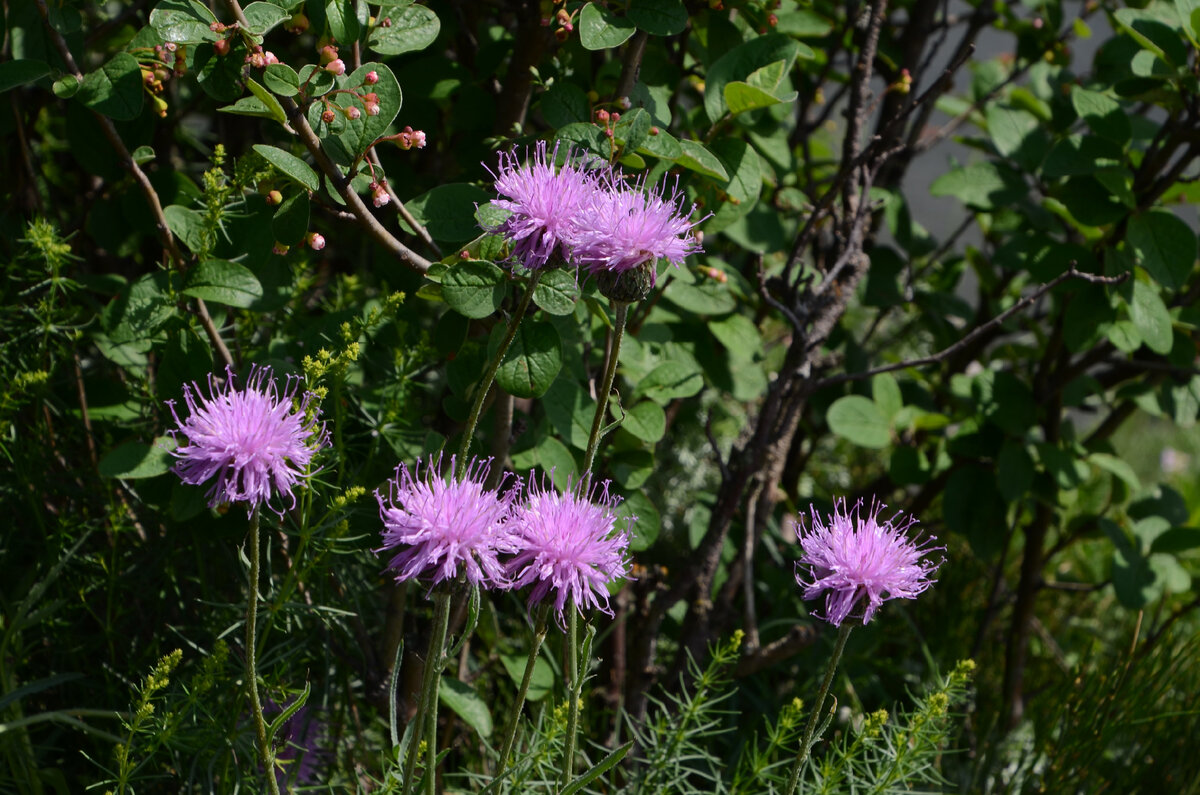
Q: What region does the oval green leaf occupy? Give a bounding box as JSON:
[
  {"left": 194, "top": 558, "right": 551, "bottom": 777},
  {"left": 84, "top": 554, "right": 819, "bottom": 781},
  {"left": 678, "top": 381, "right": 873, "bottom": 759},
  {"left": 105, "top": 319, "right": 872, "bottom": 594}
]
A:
[
  {"left": 494, "top": 321, "right": 563, "bottom": 399},
  {"left": 826, "top": 395, "right": 890, "bottom": 448},
  {"left": 182, "top": 259, "right": 264, "bottom": 308},
  {"left": 441, "top": 259, "right": 506, "bottom": 319}
]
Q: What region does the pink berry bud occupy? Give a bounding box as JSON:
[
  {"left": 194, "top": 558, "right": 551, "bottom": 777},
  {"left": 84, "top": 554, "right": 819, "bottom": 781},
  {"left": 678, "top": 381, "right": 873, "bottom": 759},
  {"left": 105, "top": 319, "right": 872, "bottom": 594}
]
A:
[
  {"left": 366, "top": 102, "right": 380, "bottom": 116},
  {"left": 326, "top": 58, "right": 346, "bottom": 75},
  {"left": 213, "top": 38, "right": 230, "bottom": 56},
  {"left": 380, "top": 16, "right": 391, "bottom": 27},
  {"left": 370, "top": 181, "right": 390, "bottom": 207},
  {"left": 322, "top": 108, "right": 336, "bottom": 123},
  {"left": 363, "top": 92, "right": 378, "bottom": 104},
  {"left": 768, "top": 13, "right": 778, "bottom": 26},
  {"left": 264, "top": 51, "right": 279, "bottom": 65},
  {"left": 345, "top": 105, "right": 361, "bottom": 120},
  {"left": 364, "top": 70, "right": 379, "bottom": 85},
  {"left": 266, "top": 190, "right": 283, "bottom": 205},
  {"left": 618, "top": 96, "right": 631, "bottom": 110},
  {"left": 209, "top": 21, "right": 226, "bottom": 32},
  {"left": 412, "top": 130, "right": 426, "bottom": 148},
  {"left": 272, "top": 242, "right": 290, "bottom": 255},
  {"left": 596, "top": 109, "right": 610, "bottom": 123},
  {"left": 611, "top": 112, "right": 621, "bottom": 122},
  {"left": 307, "top": 232, "right": 326, "bottom": 251}
]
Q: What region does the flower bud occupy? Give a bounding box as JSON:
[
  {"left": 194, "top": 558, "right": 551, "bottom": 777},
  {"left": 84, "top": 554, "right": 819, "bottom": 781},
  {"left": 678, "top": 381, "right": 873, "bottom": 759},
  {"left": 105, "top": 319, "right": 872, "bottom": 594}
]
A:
[
  {"left": 266, "top": 190, "right": 283, "bottom": 205},
  {"left": 307, "top": 232, "right": 326, "bottom": 251},
  {"left": 286, "top": 12, "right": 309, "bottom": 33},
  {"left": 364, "top": 70, "right": 379, "bottom": 85},
  {"left": 365, "top": 101, "right": 380, "bottom": 116},
  {"left": 325, "top": 58, "right": 346, "bottom": 75},
  {"left": 213, "top": 38, "right": 230, "bottom": 56},
  {"left": 272, "top": 242, "right": 290, "bottom": 255},
  {"left": 345, "top": 105, "right": 361, "bottom": 120},
  {"left": 319, "top": 44, "right": 339, "bottom": 64},
  {"left": 321, "top": 108, "right": 336, "bottom": 124}
]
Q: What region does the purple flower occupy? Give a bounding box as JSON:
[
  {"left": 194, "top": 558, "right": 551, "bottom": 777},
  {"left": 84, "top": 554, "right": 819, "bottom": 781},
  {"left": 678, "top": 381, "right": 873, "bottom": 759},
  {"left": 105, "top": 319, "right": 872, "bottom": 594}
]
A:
[
  {"left": 264, "top": 698, "right": 329, "bottom": 787},
  {"left": 793, "top": 498, "right": 942, "bottom": 627},
  {"left": 376, "top": 455, "right": 518, "bottom": 588},
  {"left": 487, "top": 140, "right": 603, "bottom": 269},
  {"left": 571, "top": 175, "right": 702, "bottom": 277},
  {"left": 507, "top": 474, "right": 632, "bottom": 626},
  {"left": 166, "top": 365, "right": 327, "bottom": 514}
]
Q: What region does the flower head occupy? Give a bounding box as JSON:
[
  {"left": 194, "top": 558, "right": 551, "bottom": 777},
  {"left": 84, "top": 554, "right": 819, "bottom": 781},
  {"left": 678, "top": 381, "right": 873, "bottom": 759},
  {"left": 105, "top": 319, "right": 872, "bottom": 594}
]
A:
[
  {"left": 507, "top": 474, "right": 632, "bottom": 626},
  {"left": 376, "top": 455, "right": 518, "bottom": 589},
  {"left": 486, "top": 140, "right": 604, "bottom": 270},
  {"left": 793, "top": 498, "right": 942, "bottom": 627},
  {"left": 166, "top": 365, "right": 327, "bottom": 514},
  {"left": 571, "top": 175, "right": 702, "bottom": 276}
]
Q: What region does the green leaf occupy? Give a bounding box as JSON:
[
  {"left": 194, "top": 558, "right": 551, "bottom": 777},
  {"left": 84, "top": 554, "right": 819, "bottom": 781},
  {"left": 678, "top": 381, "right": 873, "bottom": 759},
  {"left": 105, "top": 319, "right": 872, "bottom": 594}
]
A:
[
  {"left": 253, "top": 144, "right": 320, "bottom": 192},
  {"left": 262, "top": 63, "right": 300, "bottom": 96},
  {"left": 0, "top": 59, "right": 50, "bottom": 93},
  {"left": 442, "top": 259, "right": 506, "bottom": 319},
  {"left": 1070, "top": 86, "right": 1132, "bottom": 144},
  {"left": 997, "top": 440, "right": 1035, "bottom": 502},
  {"left": 561, "top": 742, "right": 634, "bottom": 795},
  {"left": 708, "top": 314, "right": 762, "bottom": 362},
  {"left": 724, "top": 81, "right": 783, "bottom": 116},
  {"left": 1127, "top": 210, "right": 1197, "bottom": 290},
  {"left": 104, "top": 271, "right": 180, "bottom": 342},
  {"left": 218, "top": 95, "right": 279, "bottom": 120},
  {"left": 499, "top": 654, "right": 555, "bottom": 702},
  {"left": 929, "top": 161, "right": 1027, "bottom": 210},
  {"left": 244, "top": 77, "right": 287, "bottom": 124},
  {"left": 637, "top": 127, "right": 682, "bottom": 160},
  {"left": 631, "top": 361, "right": 704, "bottom": 405},
  {"left": 368, "top": 5, "right": 440, "bottom": 55},
  {"left": 296, "top": 64, "right": 335, "bottom": 98},
  {"left": 438, "top": 678, "right": 492, "bottom": 738},
  {"left": 675, "top": 139, "right": 729, "bottom": 181},
  {"left": 402, "top": 184, "right": 491, "bottom": 243},
  {"left": 1042, "top": 135, "right": 1125, "bottom": 178},
  {"left": 1107, "top": 319, "right": 1142, "bottom": 353},
  {"left": 1127, "top": 279, "right": 1174, "bottom": 354},
  {"left": 182, "top": 260, "right": 263, "bottom": 308},
  {"left": 704, "top": 34, "right": 805, "bottom": 123},
  {"left": 773, "top": 9, "right": 832, "bottom": 37},
  {"left": 99, "top": 437, "right": 177, "bottom": 479},
  {"left": 622, "top": 400, "right": 666, "bottom": 443},
  {"left": 826, "top": 395, "right": 890, "bottom": 449},
  {"left": 77, "top": 53, "right": 143, "bottom": 121},
  {"left": 872, "top": 373, "right": 903, "bottom": 422},
  {"left": 617, "top": 490, "right": 659, "bottom": 551},
  {"left": 984, "top": 104, "right": 1045, "bottom": 169},
  {"left": 163, "top": 205, "right": 207, "bottom": 254},
  {"left": 532, "top": 268, "right": 580, "bottom": 316},
  {"left": 613, "top": 107, "right": 652, "bottom": 154},
  {"left": 704, "top": 138, "right": 762, "bottom": 233},
  {"left": 52, "top": 75, "right": 80, "bottom": 98},
  {"left": 325, "top": 0, "right": 362, "bottom": 44},
  {"left": 664, "top": 273, "right": 736, "bottom": 315},
  {"left": 149, "top": 0, "right": 220, "bottom": 43},
  {"left": 494, "top": 321, "right": 562, "bottom": 399},
  {"left": 555, "top": 122, "right": 609, "bottom": 156},
  {"left": 511, "top": 436, "right": 577, "bottom": 489},
  {"left": 241, "top": 2, "right": 289, "bottom": 34},
  {"left": 627, "top": 0, "right": 686, "bottom": 36},
  {"left": 272, "top": 192, "right": 310, "bottom": 246},
  {"left": 543, "top": 378, "right": 593, "bottom": 450},
  {"left": 578, "top": 3, "right": 636, "bottom": 50},
  {"left": 1089, "top": 452, "right": 1141, "bottom": 491},
  {"left": 539, "top": 82, "right": 590, "bottom": 128}
]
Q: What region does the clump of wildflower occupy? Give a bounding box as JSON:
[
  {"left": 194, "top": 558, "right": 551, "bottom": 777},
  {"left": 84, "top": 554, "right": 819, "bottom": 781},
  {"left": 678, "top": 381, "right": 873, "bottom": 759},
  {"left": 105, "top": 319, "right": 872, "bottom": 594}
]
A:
[
  {"left": 506, "top": 473, "right": 632, "bottom": 626},
  {"left": 793, "top": 498, "right": 942, "bottom": 627},
  {"left": 376, "top": 455, "right": 519, "bottom": 588},
  {"left": 166, "top": 366, "right": 328, "bottom": 514},
  {"left": 486, "top": 140, "right": 605, "bottom": 270},
  {"left": 571, "top": 174, "right": 703, "bottom": 277}
]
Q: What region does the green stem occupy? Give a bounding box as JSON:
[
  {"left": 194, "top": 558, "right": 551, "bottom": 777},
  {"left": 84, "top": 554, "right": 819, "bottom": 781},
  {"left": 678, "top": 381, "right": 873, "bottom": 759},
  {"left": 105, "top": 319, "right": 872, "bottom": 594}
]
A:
[
  {"left": 784, "top": 623, "right": 854, "bottom": 795},
  {"left": 497, "top": 603, "right": 551, "bottom": 776},
  {"left": 582, "top": 301, "right": 629, "bottom": 476},
  {"left": 402, "top": 590, "right": 453, "bottom": 795},
  {"left": 245, "top": 506, "right": 282, "bottom": 795},
  {"left": 560, "top": 610, "right": 581, "bottom": 790},
  {"left": 455, "top": 270, "right": 543, "bottom": 469}
]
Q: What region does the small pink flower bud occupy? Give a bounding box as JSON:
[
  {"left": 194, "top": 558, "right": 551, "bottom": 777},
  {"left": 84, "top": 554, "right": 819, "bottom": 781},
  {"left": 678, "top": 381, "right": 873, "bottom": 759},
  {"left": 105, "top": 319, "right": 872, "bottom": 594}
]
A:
[
  {"left": 264, "top": 51, "right": 279, "bottom": 65},
  {"left": 412, "top": 130, "right": 426, "bottom": 148},
  {"left": 326, "top": 58, "right": 346, "bottom": 75},
  {"left": 618, "top": 96, "right": 631, "bottom": 110},
  {"left": 307, "top": 232, "right": 326, "bottom": 251},
  {"left": 272, "top": 242, "right": 290, "bottom": 255},
  {"left": 556, "top": 9, "right": 571, "bottom": 24},
  {"left": 321, "top": 108, "right": 336, "bottom": 124},
  {"left": 768, "top": 13, "right": 778, "bottom": 26},
  {"left": 266, "top": 190, "right": 283, "bottom": 205},
  {"left": 380, "top": 16, "right": 391, "bottom": 27},
  {"left": 165, "top": 42, "right": 177, "bottom": 52},
  {"left": 650, "top": 126, "right": 660, "bottom": 135},
  {"left": 345, "top": 105, "right": 362, "bottom": 120},
  {"left": 209, "top": 21, "right": 226, "bottom": 33},
  {"left": 366, "top": 102, "right": 380, "bottom": 116},
  {"left": 363, "top": 92, "right": 378, "bottom": 104},
  {"left": 370, "top": 181, "right": 390, "bottom": 207},
  {"left": 611, "top": 112, "right": 620, "bottom": 122},
  {"left": 213, "top": 38, "right": 230, "bottom": 56},
  {"left": 554, "top": 27, "right": 569, "bottom": 42},
  {"left": 596, "top": 109, "right": 610, "bottom": 123},
  {"left": 248, "top": 51, "right": 266, "bottom": 68},
  {"left": 364, "top": 70, "right": 379, "bottom": 85},
  {"left": 319, "top": 44, "right": 339, "bottom": 64},
  {"left": 1032, "top": 17, "right": 1044, "bottom": 29}
]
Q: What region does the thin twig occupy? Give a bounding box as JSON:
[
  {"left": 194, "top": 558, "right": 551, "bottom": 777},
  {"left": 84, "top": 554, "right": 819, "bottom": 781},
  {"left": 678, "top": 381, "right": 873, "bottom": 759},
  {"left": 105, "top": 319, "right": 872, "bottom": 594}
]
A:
[{"left": 810, "top": 269, "right": 1129, "bottom": 390}]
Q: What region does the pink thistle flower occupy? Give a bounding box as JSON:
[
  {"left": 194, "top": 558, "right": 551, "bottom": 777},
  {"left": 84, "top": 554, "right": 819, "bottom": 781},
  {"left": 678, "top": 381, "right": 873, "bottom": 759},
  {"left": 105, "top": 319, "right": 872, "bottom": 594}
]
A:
[
  {"left": 166, "top": 366, "right": 328, "bottom": 515},
  {"left": 507, "top": 474, "right": 632, "bottom": 627},
  {"left": 376, "top": 456, "right": 519, "bottom": 589},
  {"left": 486, "top": 140, "right": 606, "bottom": 270},
  {"left": 793, "top": 498, "right": 943, "bottom": 627},
  {"left": 571, "top": 175, "right": 703, "bottom": 277}
]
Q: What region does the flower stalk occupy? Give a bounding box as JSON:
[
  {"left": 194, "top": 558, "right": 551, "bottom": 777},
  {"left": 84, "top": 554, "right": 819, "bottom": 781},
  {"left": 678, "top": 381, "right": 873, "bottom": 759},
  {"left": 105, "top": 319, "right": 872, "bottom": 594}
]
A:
[
  {"left": 402, "top": 589, "right": 453, "bottom": 795},
  {"left": 496, "top": 602, "right": 551, "bottom": 775},
  {"left": 560, "top": 609, "right": 581, "bottom": 789},
  {"left": 784, "top": 622, "right": 854, "bottom": 795},
  {"left": 582, "top": 301, "right": 629, "bottom": 475},
  {"left": 245, "top": 506, "right": 282, "bottom": 795}
]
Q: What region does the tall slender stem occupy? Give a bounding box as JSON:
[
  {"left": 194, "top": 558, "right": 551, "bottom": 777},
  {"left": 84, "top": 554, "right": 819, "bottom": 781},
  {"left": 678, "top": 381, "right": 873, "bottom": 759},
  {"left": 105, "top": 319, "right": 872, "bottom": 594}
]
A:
[
  {"left": 456, "top": 270, "right": 544, "bottom": 469},
  {"left": 560, "top": 610, "right": 581, "bottom": 790},
  {"left": 582, "top": 301, "right": 629, "bottom": 475},
  {"left": 497, "top": 603, "right": 552, "bottom": 776},
  {"left": 785, "top": 623, "right": 854, "bottom": 795},
  {"left": 403, "top": 590, "right": 453, "bottom": 795},
  {"left": 245, "top": 506, "right": 281, "bottom": 795}
]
